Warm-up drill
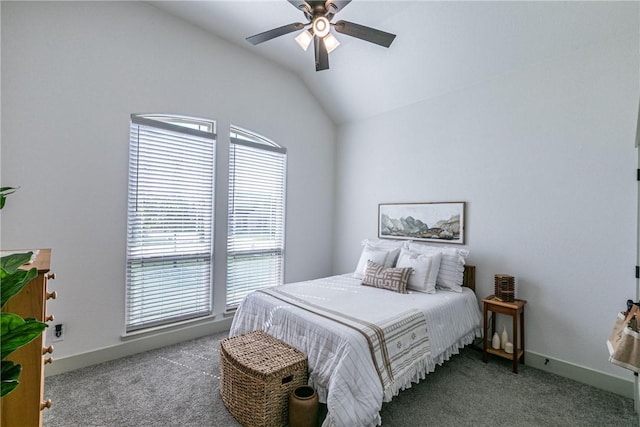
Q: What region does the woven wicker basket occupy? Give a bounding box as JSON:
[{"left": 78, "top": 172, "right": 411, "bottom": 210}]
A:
[
  {"left": 220, "top": 331, "right": 308, "bottom": 427},
  {"left": 494, "top": 274, "right": 515, "bottom": 302}
]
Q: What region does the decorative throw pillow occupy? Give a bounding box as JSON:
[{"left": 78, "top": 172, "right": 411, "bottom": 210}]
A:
[
  {"left": 353, "top": 244, "right": 402, "bottom": 279},
  {"left": 395, "top": 248, "right": 441, "bottom": 294},
  {"left": 408, "top": 243, "right": 469, "bottom": 292},
  {"left": 361, "top": 260, "right": 412, "bottom": 294}
]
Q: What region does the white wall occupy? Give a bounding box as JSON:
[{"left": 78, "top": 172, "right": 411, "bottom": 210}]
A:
[
  {"left": 1, "top": 2, "right": 335, "bottom": 361},
  {"left": 333, "top": 35, "right": 639, "bottom": 384}
]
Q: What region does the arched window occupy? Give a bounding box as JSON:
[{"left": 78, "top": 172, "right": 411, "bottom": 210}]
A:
[{"left": 226, "top": 126, "right": 287, "bottom": 308}]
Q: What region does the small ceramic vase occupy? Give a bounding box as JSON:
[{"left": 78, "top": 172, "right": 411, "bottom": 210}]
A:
[
  {"left": 505, "top": 342, "right": 514, "bottom": 354},
  {"left": 491, "top": 332, "right": 500, "bottom": 349},
  {"left": 501, "top": 326, "right": 508, "bottom": 350}
]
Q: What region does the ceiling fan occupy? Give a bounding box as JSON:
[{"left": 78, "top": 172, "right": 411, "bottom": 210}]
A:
[{"left": 246, "top": 0, "right": 396, "bottom": 72}]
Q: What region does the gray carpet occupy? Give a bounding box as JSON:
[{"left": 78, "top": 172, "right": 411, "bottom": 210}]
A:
[{"left": 43, "top": 331, "right": 638, "bottom": 426}]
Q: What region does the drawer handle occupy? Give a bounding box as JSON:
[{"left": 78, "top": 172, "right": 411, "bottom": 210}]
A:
[
  {"left": 46, "top": 291, "right": 57, "bottom": 300},
  {"left": 44, "top": 357, "right": 53, "bottom": 365},
  {"left": 45, "top": 314, "right": 54, "bottom": 322},
  {"left": 40, "top": 399, "right": 52, "bottom": 410},
  {"left": 46, "top": 273, "right": 56, "bottom": 280},
  {"left": 43, "top": 345, "right": 54, "bottom": 355}
]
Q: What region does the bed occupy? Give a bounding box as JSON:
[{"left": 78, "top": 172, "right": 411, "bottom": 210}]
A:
[{"left": 229, "top": 240, "right": 482, "bottom": 427}]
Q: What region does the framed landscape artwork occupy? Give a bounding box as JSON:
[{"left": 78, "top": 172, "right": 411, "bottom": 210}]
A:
[{"left": 378, "top": 202, "right": 465, "bottom": 244}]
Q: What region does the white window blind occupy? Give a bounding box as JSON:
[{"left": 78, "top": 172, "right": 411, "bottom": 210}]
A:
[
  {"left": 126, "top": 114, "right": 216, "bottom": 332},
  {"left": 226, "top": 128, "right": 287, "bottom": 309}
]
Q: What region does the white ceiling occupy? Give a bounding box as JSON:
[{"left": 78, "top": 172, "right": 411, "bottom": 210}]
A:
[{"left": 150, "top": 1, "right": 639, "bottom": 125}]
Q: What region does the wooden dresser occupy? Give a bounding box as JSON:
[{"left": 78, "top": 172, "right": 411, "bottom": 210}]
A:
[{"left": 1, "top": 249, "right": 56, "bottom": 427}]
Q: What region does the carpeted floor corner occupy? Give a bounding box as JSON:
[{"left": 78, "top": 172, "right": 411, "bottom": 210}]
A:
[
  {"left": 43, "top": 331, "right": 638, "bottom": 426},
  {"left": 44, "top": 331, "right": 235, "bottom": 427}
]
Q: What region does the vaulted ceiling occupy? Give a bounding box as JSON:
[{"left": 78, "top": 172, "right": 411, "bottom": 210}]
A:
[{"left": 150, "top": 1, "right": 639, "bottom": 125}]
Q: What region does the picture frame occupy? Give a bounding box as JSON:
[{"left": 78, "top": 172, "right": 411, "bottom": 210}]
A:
[{"left": 378, "top": 202, "right": 465, "bottom": 244}]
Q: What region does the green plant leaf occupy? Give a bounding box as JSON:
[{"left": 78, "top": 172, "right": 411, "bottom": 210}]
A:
[
  {"left": 1, "top": 267, "right": 37, "bottom": 308},
  {"left": 0, "top": 313, "right": 47, "bottom": 360},
  {"left": 0, "top": 187, "right": 17, "bottom": 211},
  {"left": 0, "top": 252, "right": 34, "bottom": 277},
  {"left": 1, "top": 361, "right": 22, "bottom": 378},
  {"left": 1, "top": 360, "right": 22, "bottom": 397},
  {"left": 1, "top": 379, "right": 19, "bottom": 397}
]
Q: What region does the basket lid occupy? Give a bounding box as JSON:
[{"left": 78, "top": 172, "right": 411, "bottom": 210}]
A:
[{"left": 221, "top": 331, "right": 306, "bottom": 376}]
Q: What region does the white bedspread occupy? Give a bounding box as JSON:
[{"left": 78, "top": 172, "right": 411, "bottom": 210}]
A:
[{"left": 229, "top": 274, "right": 482, "bottom": 427}]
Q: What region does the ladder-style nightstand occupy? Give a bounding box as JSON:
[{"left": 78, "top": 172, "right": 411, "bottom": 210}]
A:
[{"left": 482, "top": 295, "right": 526, "bottom": 373}]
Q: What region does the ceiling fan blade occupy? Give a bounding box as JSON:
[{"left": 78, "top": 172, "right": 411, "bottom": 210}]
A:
[
  {"left": 314, "top": 36, "right": 329, "bottom": 71},
  {"left": 333, "top": 20, "right": 396, "bottom": 48},
  {"left": 288, "top": 0, "right": 313, "bottom": 20},
  {"left": 246, "top": 22, "right": 306, "bottom": 45},
  {"left": 325, "top": 0, "right": 351, "bottom": 15},
  {"left": 324, "top": 0, "right": 351, "bottom": 21}
]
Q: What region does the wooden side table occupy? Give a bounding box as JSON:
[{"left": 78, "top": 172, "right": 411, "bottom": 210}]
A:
[{"left": 482, "top": 295, "right": 526, "bottom": 373}]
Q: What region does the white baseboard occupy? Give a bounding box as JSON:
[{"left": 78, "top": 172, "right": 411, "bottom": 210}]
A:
[
  {"left": 45, "top": 317, "right": 233, "bottom": 377},
  {"left": 525, "top": 350, "right": 634, "bottom": 399}
]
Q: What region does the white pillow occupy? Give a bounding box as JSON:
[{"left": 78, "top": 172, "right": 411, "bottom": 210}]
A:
[
  {"left": 353, "top": 244, "right": 401, "bottom": 279},
  {"left": 408, "top": 243, "right": 469, "bottom": 292},
  {"left": 361, "top": 238, "right": 407, "bottom": 250},
  {"left": 396, "top": 248, "right": 441, "bottom": 294}
]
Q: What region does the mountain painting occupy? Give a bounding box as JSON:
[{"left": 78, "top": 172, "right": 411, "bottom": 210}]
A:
[{"left": 378, "top": 202, "right": 465, "bottom": 244}]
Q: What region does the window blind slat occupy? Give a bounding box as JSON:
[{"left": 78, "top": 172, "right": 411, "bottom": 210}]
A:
[{"left": 126, "top": 114, "right": 216, "bottom": 332}]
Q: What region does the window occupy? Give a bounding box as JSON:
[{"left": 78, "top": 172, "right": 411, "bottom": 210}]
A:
[
  {"left": 226, "top": 127, "right": 287, "bottom": 309},
  {"left": 126, "top": 114, "right": 216, "bottom": 332}
]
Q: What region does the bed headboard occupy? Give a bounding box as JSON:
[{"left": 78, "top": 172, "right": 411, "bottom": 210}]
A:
[{"left": 463, "top": 265, "right": 476, "bottom": 292}]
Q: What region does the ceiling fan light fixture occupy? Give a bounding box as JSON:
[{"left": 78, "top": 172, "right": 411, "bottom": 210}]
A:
[
  {"left": 246, "top": 1, "right": 396, "bottom": 72},
  {"left": 295, "top": 29, "right": 313, "bottom": 51},
  {"left": 323, "top": 33, "right": 340, "bottom": 54},
  {"left": 312, "top": 16, "right": 330, "bottom": 38}
]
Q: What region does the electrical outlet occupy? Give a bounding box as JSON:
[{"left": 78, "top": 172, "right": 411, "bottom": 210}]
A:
[{"left": 52, "top": 323, "right": 64, "bottom": 342}]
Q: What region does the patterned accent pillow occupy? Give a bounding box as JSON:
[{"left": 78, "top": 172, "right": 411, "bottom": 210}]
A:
[{"left": 361, "top": 260, "right": 413, "bottom": 294}]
